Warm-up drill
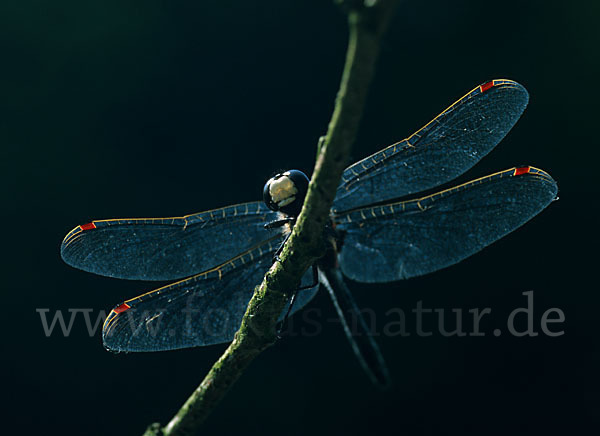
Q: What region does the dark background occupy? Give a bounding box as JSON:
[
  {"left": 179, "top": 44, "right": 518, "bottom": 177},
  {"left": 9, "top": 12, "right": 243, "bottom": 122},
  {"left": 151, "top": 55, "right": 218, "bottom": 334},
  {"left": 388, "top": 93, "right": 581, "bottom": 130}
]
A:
[{"left": 2, "top": 0, "right": 598, "bottom": 435}]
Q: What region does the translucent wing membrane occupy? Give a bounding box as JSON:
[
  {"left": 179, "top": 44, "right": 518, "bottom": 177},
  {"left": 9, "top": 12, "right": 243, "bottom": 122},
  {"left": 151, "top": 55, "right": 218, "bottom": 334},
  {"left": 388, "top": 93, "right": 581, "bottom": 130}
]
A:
[
  {"left": 61, "top": 201, "right": 282, "bottom": 280},
  {"left": 103, "top": 237, "right": 319, "bottom": 351},
  {"left": 332, "top": 80, "right": 529, "bottom": 213},
  {"left": 334, "top": 167, "right": 557, "bottom": 283}
]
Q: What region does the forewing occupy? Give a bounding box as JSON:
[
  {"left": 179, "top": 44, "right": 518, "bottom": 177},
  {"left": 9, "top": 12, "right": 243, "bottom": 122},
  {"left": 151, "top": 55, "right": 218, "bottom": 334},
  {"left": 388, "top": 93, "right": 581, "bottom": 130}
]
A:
[
  {"left": 334, "top": 167, "right": 557, "bottom": 283},
  {"left": 332, "top": 80, "right": 529, "bottom": 213},
  {"left": 102, "top": 238, "right": 319, "bottom": 351},
  {"left": 61, "top": 201, "right": 283, "bottom": 280}
]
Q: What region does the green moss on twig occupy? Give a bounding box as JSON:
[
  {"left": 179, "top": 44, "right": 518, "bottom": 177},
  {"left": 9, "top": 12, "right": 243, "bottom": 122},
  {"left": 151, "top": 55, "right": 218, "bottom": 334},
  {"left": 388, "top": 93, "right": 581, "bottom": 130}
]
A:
[{"left": 143, "top": 2, "right": 398, "bottom": 435}]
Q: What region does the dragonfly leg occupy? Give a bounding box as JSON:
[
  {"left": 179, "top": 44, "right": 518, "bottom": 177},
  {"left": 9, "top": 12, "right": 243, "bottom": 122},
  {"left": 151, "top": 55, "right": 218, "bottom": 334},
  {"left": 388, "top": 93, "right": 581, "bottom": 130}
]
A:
[
  {"left": 264, "top": 217, "right": 295, "bottom": 230},
  {"left": 276, "top": 292, "right": 298, "bottom": 339},
  {"left": 272, "top": 232, "right": 291, "bottom": 262},
  {"left": 265, "top": 217, "right": 296, "bottom": 262},
  {"left": 276, "top": 264, "right": 319, "bottom": 338}
]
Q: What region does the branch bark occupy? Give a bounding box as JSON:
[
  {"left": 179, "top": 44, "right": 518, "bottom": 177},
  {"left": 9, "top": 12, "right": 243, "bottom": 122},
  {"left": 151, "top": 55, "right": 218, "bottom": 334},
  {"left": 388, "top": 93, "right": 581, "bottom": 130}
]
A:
[{"left": 144, "top": 2, "right": 398, "bottom": 435}]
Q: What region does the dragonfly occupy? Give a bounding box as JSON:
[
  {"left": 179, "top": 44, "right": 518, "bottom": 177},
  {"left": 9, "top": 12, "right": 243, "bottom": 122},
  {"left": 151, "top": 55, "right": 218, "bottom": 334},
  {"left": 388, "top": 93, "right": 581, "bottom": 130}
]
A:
[{"left": 61, "top": 79, "right": 558, "bottom": 389}]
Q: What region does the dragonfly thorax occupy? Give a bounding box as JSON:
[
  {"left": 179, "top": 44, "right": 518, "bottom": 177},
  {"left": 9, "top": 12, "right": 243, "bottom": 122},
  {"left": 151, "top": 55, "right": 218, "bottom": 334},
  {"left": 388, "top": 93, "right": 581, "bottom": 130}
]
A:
[{"left": 263, "top": 169, "right": 309, "bottom": 217}]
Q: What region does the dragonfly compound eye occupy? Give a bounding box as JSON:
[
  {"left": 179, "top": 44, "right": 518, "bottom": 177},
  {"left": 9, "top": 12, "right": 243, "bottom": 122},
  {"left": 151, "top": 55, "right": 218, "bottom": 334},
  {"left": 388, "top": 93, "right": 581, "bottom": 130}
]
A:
[{"left": 263, "top": 169, "right": 309, "bottom": 216}]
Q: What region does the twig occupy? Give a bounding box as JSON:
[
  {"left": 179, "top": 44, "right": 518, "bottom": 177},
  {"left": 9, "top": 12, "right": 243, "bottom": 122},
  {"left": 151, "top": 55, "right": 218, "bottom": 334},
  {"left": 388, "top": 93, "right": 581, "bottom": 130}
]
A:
[{"left": 143, "top": 2, "right": 398, "bottom": 435}]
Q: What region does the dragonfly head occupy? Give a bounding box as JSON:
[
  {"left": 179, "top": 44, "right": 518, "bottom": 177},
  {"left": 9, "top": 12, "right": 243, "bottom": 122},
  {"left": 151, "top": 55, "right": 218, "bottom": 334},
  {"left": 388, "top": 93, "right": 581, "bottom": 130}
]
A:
[{"left": 263, "top": 169, "right": 310, "bottom": 217}]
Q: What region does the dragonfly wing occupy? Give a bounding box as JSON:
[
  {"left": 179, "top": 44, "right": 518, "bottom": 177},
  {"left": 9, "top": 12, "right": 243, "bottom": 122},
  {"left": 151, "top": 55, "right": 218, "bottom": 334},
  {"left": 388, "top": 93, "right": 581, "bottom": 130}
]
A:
[
  {"left": 333, "top": 167, "right": 557, "bottom": 283},
  {"left": 61, "top": 201, "right": 283, "bottom": 280},
  {"left": 102, "top": 239, "right": 319, "bottom": 351},
  {"left": 332, "top": 80, "right": 529, "bottom": 213}
]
